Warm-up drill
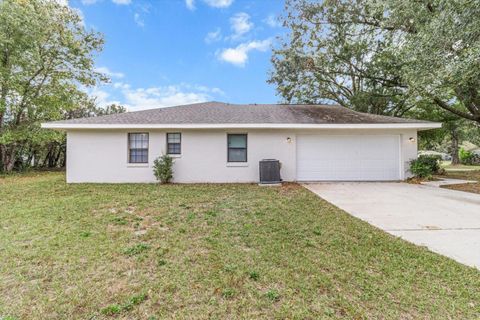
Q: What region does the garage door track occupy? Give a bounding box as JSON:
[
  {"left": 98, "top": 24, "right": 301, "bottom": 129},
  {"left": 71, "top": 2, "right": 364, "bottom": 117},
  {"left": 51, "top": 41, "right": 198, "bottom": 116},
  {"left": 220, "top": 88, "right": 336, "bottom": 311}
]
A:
[{"left": 304, "top": 182, "right": 480, "bottom": 269}]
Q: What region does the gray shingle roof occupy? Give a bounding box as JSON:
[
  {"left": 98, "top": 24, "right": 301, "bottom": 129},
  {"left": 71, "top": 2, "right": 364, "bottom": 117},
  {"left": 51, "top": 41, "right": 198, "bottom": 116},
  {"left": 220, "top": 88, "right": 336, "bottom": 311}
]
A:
[{"left": 50, "top": 101, "right": 427, "bottom": 125}]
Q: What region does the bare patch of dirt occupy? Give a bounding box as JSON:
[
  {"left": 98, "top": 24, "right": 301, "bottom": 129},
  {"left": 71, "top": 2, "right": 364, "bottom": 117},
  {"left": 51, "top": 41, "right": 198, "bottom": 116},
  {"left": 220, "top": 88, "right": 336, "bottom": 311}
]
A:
[{"left": 441, "top": 183, "right": 480, "bottom": 195}]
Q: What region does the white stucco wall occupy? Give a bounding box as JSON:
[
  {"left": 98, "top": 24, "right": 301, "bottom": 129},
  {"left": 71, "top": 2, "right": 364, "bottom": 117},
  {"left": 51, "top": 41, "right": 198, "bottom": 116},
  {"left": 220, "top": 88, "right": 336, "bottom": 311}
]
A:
[{"left": 66, "top": 128, "right": 417, "bottom": 183}]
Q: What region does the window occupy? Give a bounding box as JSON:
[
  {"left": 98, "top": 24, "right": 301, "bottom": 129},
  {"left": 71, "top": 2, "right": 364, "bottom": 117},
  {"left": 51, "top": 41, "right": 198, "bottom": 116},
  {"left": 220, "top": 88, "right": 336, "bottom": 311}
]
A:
[
  {"left": 227, "top": 134, "right": 247, "bottom": 162},
  {"left": 128, "top": 133, "right": 149, "bottom": 163},
  {"left": 167, "top": 133, "right": 181, "bottom": 155}
]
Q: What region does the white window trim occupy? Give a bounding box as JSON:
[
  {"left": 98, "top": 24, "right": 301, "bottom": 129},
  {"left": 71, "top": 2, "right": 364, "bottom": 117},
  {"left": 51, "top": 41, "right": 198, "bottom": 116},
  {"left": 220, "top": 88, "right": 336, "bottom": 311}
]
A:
[
  {"left": 166, "top": 132, "right": 182, "bottom": 156},
  {"left": 127, "top": 163, "right": 150, "bottom": 168},
  {"left": 127, "top": 132, "right": 149, "bottom": 165},
  {"left": 226, "top": 163, "right": 249, "bottom": 167},
  {"left": 227, "top": 132, "right": 248, "bottom": 164}
]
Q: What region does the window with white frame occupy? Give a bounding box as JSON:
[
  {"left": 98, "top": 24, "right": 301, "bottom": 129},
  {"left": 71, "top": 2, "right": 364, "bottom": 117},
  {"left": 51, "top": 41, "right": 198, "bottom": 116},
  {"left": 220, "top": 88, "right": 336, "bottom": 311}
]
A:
[
  {"left": 167, "top": 133, "right": 181, "bottom": 155},
  {"left": 227, "top": 134, "right": 247, "bottom": 162},
  {"left": 128, "top": 133, "right": 149, "bottom": 163}
]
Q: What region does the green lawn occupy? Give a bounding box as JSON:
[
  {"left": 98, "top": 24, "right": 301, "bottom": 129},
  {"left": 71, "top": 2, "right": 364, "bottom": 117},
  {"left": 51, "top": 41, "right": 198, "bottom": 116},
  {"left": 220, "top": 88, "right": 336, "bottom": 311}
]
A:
[
  {"left": 1, "top": 172, "right": 479, "bottom": 319},
  {"left": 441, "top": 161, "right": 480, "bottom": 171}
]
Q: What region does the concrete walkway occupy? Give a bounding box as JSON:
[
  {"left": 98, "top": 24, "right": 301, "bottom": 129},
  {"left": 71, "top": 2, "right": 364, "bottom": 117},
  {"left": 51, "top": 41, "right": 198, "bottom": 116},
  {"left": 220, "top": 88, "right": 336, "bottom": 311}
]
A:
[
  {"left": 420, "top": 178, "right": 477, "bottom": 187},
  {"left": 304, "top": 182, "right": 480, "bottom": 269}
]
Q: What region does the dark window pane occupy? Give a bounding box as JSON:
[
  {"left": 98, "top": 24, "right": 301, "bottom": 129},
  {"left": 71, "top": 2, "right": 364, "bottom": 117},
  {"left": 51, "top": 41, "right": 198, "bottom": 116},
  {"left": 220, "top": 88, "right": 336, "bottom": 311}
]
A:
[
  {"left": 167, "top": 133, "right": 181, "bottom": 143},
  {"left": 128, "top": 133, "right": 149, "bottom": 163},
  {"left": 228, "top": 134, "right": 246, "bottom": 148},
  {"left": 168, "top": 143, "right": 181, "bottom": 154},
  {"left": 167, "top": 133, "right": 181, "bottom": 154},
  {"left": 129, "top": 149, "right": 148, "bottom": 163},
  {"left": 227, "top": 134, "right": 247, "bottom": 162},
  {"left": 228, "top": 148, "right": 247, "bottom": 162}
]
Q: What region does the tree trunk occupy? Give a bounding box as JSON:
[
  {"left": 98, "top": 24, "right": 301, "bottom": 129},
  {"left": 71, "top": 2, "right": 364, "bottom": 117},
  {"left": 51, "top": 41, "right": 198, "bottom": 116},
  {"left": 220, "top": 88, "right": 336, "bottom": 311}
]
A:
[
  {"left": 450, "top": 129, "right": 460, "bottom": 165},
  {"left": 0, "top": 144, "right": 16, "bottom": 172}
]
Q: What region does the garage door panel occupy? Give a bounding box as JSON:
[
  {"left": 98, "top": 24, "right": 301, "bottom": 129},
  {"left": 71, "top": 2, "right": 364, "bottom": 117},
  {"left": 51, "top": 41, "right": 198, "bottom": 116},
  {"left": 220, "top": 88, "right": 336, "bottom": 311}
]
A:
[{"left": 297, "top": 135, "right": 400, "bottom": 181}]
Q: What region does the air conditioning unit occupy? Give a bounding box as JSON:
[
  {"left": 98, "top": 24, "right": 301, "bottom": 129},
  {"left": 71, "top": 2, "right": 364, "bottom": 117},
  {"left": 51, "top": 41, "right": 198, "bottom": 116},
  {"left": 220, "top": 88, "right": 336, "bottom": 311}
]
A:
[{"left": 259, "top": 159, "right": 281, "bottom": 184}]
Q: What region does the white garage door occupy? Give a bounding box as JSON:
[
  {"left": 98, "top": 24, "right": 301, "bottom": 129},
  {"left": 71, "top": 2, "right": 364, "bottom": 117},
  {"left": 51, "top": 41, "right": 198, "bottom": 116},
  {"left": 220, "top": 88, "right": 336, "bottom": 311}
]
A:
[{"left": 297, "top": 135, "right": 401, "bottom": 181}]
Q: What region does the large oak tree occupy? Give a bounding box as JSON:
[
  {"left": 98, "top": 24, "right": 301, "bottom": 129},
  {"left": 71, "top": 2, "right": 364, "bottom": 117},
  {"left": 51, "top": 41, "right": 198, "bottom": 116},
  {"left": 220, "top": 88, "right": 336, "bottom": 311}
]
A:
[
  {"left": 269, "top": 0, "right": 480, "bottom": 123},
  {"left": 0, "top": 0, "right": 105, "bottom": 172}
]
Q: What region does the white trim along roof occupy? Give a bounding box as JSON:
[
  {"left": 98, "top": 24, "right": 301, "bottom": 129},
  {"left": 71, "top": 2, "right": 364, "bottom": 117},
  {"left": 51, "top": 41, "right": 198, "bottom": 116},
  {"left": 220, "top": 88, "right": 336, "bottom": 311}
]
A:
[{"left": 42, "top": 122, "right": 441, "bottom": 130}]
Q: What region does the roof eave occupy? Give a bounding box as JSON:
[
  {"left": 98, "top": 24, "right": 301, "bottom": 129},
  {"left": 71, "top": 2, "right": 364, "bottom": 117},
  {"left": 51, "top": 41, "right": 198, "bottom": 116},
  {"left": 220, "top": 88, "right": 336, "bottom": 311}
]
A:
[{"left": 41, "top": 122, "right": 442, "bottom": 130}]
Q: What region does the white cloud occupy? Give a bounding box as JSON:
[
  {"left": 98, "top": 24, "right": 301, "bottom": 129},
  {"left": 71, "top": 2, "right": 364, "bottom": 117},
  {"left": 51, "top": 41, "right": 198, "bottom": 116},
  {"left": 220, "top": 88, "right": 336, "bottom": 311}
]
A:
[
  {"left": 113, "top": 82, "right": 131, "bottom": 90},
  {"left": 94, "top": 82, "right": 223, "bottom": 111},
  {"left": 95, "top": 66, "right": 125, "bottom": 79},
  {"left": 186, "top": 0, "right": 233, "bottom": 10},
  {"left": 264, "top": 14, "right": 281, "bottom": 28},
  {"left": 81, "top": 0, "right": 98, "bottom": 4},
  {"left": 229, "top": 12, "right": 253, "bottom": 39},
  {"left": 203, "top": 0, "right": 233, "bottom": 8},
  {"left": 205, "top": 28, "right": 222, "bottom": 44},
  {"left": 90, "top": 88, "right": 121, "bottom": 108},
  {"left": 218, "top": 39, "right": 271, "bottom": 67},
  {"left": 123, "top": 86, "right": 211, "bottom": 110},
  {"left": 185, "top": 0, "right": 195, "bottom": 10},
  {"left": 112, "top": 0, "right": 131, "bottom": 4},
  {"left": 134, "top": 13, "right": 145, "bottom": 27}
]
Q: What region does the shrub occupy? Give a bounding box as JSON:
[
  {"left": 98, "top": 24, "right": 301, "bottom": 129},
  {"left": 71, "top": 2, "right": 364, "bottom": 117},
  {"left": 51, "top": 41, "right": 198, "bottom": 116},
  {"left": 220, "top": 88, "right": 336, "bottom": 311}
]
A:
[
  {"left": 459, "top": 148, "right": 475, "bottom": 165},
  {"left": 409, "top": 155, "right": 441, "bottom": 178},
  {"left": 153, "top": 155, "right": 174, "bottom": 184}
]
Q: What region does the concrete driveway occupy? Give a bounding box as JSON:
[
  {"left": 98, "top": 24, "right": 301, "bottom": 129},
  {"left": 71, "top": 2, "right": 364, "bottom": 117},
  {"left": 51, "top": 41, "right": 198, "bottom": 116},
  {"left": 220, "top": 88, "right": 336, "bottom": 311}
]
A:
[{"left": 304, "top": 182, "right": 480, "bottom": 269}]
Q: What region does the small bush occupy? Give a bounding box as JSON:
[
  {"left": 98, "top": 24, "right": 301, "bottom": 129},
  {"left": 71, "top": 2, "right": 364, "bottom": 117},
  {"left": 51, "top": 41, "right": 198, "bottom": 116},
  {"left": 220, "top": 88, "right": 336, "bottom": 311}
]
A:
[
  {"left": 409, "top": 155, "right": 441, "bottom": 178},
  {"left": 153, "top": 155, "right": 174, "bottom": 184},
  {"left": 459, "top": 148, "right": 480, "bottom": 165}
]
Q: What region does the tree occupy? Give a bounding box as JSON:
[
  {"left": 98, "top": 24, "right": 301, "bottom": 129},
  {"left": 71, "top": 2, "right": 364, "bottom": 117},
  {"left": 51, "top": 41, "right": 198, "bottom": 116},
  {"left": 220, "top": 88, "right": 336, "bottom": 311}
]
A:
[
  {"left": 269, "top": 0, "right": 480, "bottom": 123},
  {"left": 413, "top": 101, "right": 480, "bottom": 164},
  {"left": 0, "top": 0, "right": 106, "bottom": 172}
]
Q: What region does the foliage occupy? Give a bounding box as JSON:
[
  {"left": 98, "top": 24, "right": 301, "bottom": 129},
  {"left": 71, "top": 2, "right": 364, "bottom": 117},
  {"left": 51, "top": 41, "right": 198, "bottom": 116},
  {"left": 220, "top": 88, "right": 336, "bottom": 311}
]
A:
[
  {"left": 459, "top": 148, "right": 480, "bottom": 165},
  {"left": 2, "top": 172, "right": 480, "bottom": 319},
  {"left": 153, "top": 154, "right": 174, "bottom": 184},
  {"left": 409, "top": 155, "right": 441, "bottom": 178},
  {"left": 270, "top": 0, "right": 480, "bottom": 123},
  {"left": 0, "top": 0, "right": 107, "bottom": 172}
]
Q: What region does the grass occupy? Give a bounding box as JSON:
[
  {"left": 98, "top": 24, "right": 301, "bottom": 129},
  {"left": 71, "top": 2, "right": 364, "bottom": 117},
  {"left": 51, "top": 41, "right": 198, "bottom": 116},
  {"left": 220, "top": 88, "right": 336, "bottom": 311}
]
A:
[
  {"left": 439, "top": 169, "right": 480, "bottom": 194},
  {"left": 1, "top": 172, "right": 480, "bottom": 319},
  {"left": 441, "top": 161, "right": 480, "bottom": 171}
]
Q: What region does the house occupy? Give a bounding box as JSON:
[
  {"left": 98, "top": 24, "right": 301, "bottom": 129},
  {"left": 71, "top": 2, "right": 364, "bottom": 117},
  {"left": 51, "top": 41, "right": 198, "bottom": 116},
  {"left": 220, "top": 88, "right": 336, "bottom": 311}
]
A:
[{"left": 41, "top": 101, "right": 441, "bottom": 183}]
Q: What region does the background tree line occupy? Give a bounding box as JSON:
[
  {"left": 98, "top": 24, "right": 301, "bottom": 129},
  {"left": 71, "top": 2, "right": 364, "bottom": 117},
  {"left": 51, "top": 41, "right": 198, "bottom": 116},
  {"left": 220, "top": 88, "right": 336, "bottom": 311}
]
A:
[
  {"left": 269, "top": 0, "right": 480, "bottom": 163},
  {"left": 0, "top": 0, "right": 124, "bottom": 173}
]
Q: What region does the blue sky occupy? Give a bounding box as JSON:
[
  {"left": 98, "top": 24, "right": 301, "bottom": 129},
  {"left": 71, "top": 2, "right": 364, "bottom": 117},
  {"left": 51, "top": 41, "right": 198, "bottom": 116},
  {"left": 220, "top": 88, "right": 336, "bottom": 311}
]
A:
[{"left": 70, "top": 0, "right": 285, "bottom": 111}]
